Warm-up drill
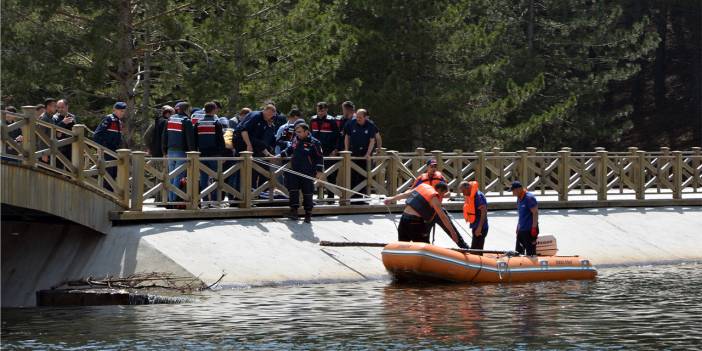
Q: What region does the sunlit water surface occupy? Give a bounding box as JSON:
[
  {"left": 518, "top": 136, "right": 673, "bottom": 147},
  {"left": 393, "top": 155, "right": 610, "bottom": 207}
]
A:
[{"left": 3, "top": 263, "right": 701, "bottom": 350}]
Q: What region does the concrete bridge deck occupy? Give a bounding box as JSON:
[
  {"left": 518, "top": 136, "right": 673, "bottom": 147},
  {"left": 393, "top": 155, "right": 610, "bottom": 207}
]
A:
[{"left": 3, "top": 206, "right": 701, "bottom": 307}]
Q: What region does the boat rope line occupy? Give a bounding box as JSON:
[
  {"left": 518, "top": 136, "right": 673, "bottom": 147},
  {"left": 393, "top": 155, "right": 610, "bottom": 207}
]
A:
[{"left": 252, "top": 157, "right": 399, "bottom": 231}]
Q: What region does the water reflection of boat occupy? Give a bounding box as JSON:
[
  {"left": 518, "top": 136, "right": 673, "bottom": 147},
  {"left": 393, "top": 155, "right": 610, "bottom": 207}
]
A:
[{"left": 382, "top": 242, "right": 597, "bottom": 283}]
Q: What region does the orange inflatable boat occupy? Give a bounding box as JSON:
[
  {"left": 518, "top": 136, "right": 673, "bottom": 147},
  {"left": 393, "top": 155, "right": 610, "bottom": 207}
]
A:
[{"left": 382, "top": 241, "right": 597, "bottom": 283}]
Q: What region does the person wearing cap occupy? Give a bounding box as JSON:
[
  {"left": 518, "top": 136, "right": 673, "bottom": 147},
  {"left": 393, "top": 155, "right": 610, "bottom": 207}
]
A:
[
  {"left": 459, "top": 180, "right": 489, "bottom": 254},
  {"left": 384, "top": 182, "right": 467, "bottom": 248},
  {"left": 511, "top": 180, "right": 539, "bottom": 255},
  {"left": 144, "top": 105, "right": 174, "bottom": 157},
  {"left": 310, "top": 102, "right": 340, "bottom": 198},
  {"left": 94, "top": 102, "right": 127, "bottom": 190},
  {"left": 195, "top": 102, "right": 226, "bottom": 207},
  {"left": 412, "top": 159, "right": 447, "bottom": 189},
  {"left": 162, "top": 101, "right": 196, "bottom": 203},
  {"left": 275, "top": 107, "right": 303, "bottom": 154},
  {"left": 276, "top": 122, "right": 324, "bottom": 223},
  {"left": 94, "top": 101, "right": 126, "bottom": 152}
]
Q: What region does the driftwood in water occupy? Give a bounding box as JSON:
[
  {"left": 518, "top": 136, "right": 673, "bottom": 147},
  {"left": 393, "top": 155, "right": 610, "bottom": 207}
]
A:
[{"left": 53, "top": 272, "right": 226, "bottom": 293}]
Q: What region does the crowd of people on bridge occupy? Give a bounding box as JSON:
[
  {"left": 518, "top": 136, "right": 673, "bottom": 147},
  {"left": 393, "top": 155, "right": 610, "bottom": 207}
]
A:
[{"left": 3, "top": 99, "right": 540, "bottom": 253}]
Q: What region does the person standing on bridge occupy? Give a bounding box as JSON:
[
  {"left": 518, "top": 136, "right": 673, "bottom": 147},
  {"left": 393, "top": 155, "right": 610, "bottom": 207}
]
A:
[
  {"left": 459, "top": 180, "right": 489, "bottom": 255},
  {"left": 195, "top": 102, "right": 226, "bottom": 207},
  {"left": 94, "top": 102, "right": 126, "bottom": 190},
  {"left": 162, "top": 101, "right": 196, "bottom": 204},
  {"left": 384, "top": 182, "right": 468, "bottom": 248},
  {"left": 276, "top": 123, "right": 324, "bottom": 223},
  {"left": 511, "top": 180, "right": 539, "bottom": 256}
]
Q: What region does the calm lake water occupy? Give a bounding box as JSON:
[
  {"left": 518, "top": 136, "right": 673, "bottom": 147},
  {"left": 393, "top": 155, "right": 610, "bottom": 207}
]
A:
[{"left": 2, "top": 263, "right": 701, "bottom": 350}]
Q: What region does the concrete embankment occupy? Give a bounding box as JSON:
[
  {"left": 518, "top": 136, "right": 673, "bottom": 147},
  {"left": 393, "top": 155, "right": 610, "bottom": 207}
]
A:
[{"left": 2, "top": 206, "right": 701, "bottom": 307}]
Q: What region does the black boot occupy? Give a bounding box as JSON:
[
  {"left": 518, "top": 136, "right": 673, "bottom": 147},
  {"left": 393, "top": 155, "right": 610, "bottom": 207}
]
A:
[
  {"left": 304, "top": 212, "right": 312, "bottom": 223},
  {"left": 288, "top": 208, "right": 299, "bottom": 220}
]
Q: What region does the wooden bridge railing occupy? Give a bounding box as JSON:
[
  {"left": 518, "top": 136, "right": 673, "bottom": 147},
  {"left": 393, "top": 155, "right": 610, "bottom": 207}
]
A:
[{"left": 2, "top": 106, "right": 701, "bottom": 213}]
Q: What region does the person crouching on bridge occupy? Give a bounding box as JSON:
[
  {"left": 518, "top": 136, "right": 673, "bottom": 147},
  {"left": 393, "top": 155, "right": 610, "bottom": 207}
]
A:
[
  {"left": 459, "top": 181, "right": 489, "bottom": 255},
  {"left": 276, "top": 123, "right": 324, "bottom": 223},
  {"left": 510, "top": 180, "right": 539, "bottom": 256},
  {"left": 384, "top": 182, "right": 468, "bottom": 248}
]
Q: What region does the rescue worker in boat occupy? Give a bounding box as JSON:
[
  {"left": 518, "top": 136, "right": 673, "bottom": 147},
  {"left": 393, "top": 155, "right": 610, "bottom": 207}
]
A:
[
  {"left": 459, "top": 180, "right": 489, "bottom": 255},
  {"left": 411, "top": 159, "right": 447, "bottom": 188},
  {"left": 510, "top": 180, "right": 539, "bottom": 256},
  {"left": 384, "top": 182, "right": 468, "bottom": 248}
]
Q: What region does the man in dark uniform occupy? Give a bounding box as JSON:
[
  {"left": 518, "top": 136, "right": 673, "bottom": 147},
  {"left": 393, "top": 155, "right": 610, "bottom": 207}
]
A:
[
  {"left": 94, "top": 102, "right": 126, "bottom": 190},
  {"left": 344, "top": 108, "right": 378, "bottom": 204},
  {"left": 335, "top": 101, "right": 355, "bottom": 151},
  {"left": 195, "top": 102, "right": 226, "bottom": 206},
  {"left": 238, "top": 103, "right": 277, "bottom": 188},
  {"left": 277, "top": 123, "right": 324, "bottom": 223},
  {"left": 511, "top": 180, "right": 539, "bottom": 256},
  {"left": 310, "top": 101, "right": 340, "bottom": 200},
  {"left": 161, "top": 101, "right": 196, "bottom": 203}
]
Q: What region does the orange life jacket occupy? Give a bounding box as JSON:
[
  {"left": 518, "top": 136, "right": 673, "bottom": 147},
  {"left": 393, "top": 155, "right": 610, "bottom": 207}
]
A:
[
  {"left": 413, "top": 171, "right": 446, "bottom": 188},
  {"left": 406, "top": 183, "right": 440, "bottom": 222},
  {"left": 463, "top": 181, "right": 479, "bottom": 224}
]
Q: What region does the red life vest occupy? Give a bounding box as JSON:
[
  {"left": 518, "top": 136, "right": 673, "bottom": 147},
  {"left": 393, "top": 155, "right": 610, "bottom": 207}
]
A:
[
  {"left": 463, "top": 181, "right": 479, "bottom": 224},
  {"left": 406, "top": 183, "right": 440, "bottom": 222}
]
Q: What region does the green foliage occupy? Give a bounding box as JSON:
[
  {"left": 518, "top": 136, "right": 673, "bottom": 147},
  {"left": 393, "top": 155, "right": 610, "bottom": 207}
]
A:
[{"left": 2, "top": 0, "right": 697, "bottom": 150}]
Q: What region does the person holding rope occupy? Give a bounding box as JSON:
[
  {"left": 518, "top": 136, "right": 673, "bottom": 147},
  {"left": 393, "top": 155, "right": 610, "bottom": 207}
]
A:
[
  {"left": 384, "top": 182, "right": 468, "bottom": 248},
  {"left": 459, "top": 180, "right": 489, "bottom": 255},
  {"left": 276, "top": 123, "right": 324, "bottom": 223}
]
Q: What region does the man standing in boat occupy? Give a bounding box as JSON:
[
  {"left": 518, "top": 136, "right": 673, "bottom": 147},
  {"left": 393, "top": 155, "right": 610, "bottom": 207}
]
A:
[
  {"left": 384, "top": 182, "right": 468, "bottom": 248},
  {"left": 511, "top": 181, "right": 539, "bottom": 256},
  {"left": 459, "top": 181, "right": 489, "bottom": 254}
]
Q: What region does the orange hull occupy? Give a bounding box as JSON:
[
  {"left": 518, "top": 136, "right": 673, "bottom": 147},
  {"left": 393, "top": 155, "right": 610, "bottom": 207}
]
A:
[{"left": 382, "top": 242, "right": 597, "bottom": 283}]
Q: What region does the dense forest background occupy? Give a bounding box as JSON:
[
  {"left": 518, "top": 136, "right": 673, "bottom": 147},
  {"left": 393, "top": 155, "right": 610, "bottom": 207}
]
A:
[{"left": 2, "top": 0, "right": 700, "bottom": 151}]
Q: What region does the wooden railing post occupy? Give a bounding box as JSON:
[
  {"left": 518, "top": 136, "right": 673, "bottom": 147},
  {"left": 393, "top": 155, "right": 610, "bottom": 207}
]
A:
[
  {"left": 432, "top": 150, "right": 443, "bottom": 171},
  {"left": 20, "top": 106, "right": 36, "bottom": 167},
  {"left": 186, "top": 151, "right": 200, "bottom": 210},
  {"left": 692, "top": 147, "right": 701, "bottom": 192},
  {"left": 673, "top": 150, "right": 683, "bottom": 199},
  {"left": 596, "top": 149, "right": 608, "bottom": 201},
  {"left": 527, "top": 147, "right": 537, "bottom": 181},
  {"left": 387, "top": 150, "right": 399, "bottom": 197},
  {"left": 131, "top": 151, "right": 146, "bottom": 211},
  {"left": 475, "top": 150, "right": 486, "bottom": 192},
  {"left": 116, "top": 149, "right": 132, "bottom": 207},
  {"left": 377, "top": 148, "right": 387, "bottom": 194},
  {"left": 492, "top": 147, "right": 503, "bottom": 195},
  {"left": 240, "top": 151, "right": 253, "bottom": 208},
  {"left": 413, "top": 147, "right": 426, "bottom": 173},
  {"left": 453, "top": 149, "right": 463, "bottom": 192},
  {"left": 339, "top": 151, "right": 352, "bottom": 206},
  {"left": 518, "top": 150, "right": 528, "bottom": 187},
  {"left": 558, "top": 149, "right": 570, "bottom": 201},
  {"left": 659, "top": 147, "right": 671, "bottom": 193},
  {"left": 71, "top": 124, "right": 86, "bottom": 181},
  {"left": 636, "top": 150, "right": 646, "bottom": 199}
]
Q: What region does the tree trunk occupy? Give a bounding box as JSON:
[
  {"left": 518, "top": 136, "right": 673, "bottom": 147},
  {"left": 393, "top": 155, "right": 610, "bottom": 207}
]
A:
[
  {"left": 527, "top": 0, "right": 534, "bottom": 54},
  {"left": 654, "top": 0, "right": 668, "bottom": 115},
  {"left": 228, "top": 35, "right": 245, "bottom": 114},
  {"left": 116, "top": 0, "right": 136, "bottom": 148}
]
